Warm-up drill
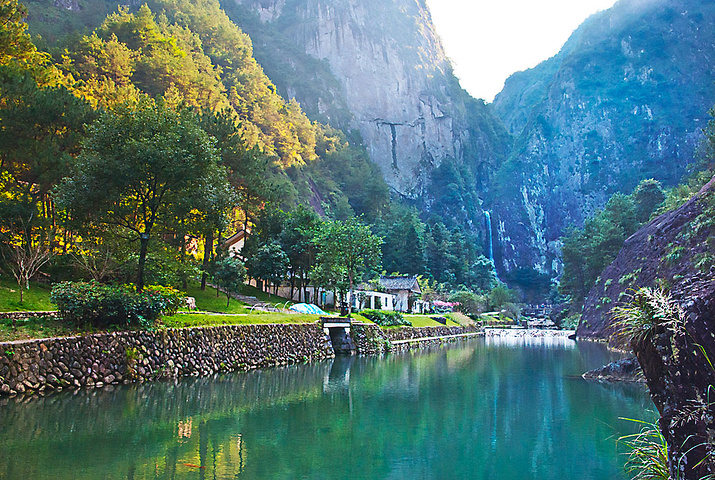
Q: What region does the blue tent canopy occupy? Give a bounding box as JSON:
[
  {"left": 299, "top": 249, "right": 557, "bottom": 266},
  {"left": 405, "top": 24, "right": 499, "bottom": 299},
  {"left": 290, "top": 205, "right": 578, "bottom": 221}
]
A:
[{"left": 289, "top": 303, "right": 327, "bottom": 315}]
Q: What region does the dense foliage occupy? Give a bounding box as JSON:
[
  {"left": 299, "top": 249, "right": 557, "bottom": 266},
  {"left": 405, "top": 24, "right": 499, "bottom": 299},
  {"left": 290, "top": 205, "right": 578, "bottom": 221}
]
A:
[
  {"left": 56, "top": 97, "right": 227, "bottom": 291},
  {"left": 359, "top": 309, "right": 411, "bottom": 327},
  {"left": 51, "top": 281, "right": 184, "bottom": 327},
  {"left": 559, "top": 179, "right": 666, "bottom": 307}
]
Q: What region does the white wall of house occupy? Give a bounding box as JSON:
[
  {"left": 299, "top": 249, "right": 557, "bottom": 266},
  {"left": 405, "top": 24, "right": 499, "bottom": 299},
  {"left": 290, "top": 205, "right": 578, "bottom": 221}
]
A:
[
  {"left": 349, "top": 290, "right": 396, "bottom": 311},
  {"left": 393, "top": 290, "right": 411, "bottom": 312}
]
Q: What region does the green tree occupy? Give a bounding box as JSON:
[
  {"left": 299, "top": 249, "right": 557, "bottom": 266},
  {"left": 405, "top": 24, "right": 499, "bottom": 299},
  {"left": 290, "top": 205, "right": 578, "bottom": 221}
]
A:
[
  {"left": 0, "top": 0, "right": 55, "bottom": 82},
  {"left": 212, "top": 255, "right": 246, "bottom": 307},
  {"left": 632, "top": 178, "right": 665, "bottom": 224},
  {"left": 559, "top": 226, "right": 591, "bottom": 303},
  {"left": 380, "top": 208, "right": 426, "bottom": 276},
  {"left": 313, "top": 217, "right": 382, "bottom": 314},
  {"left": 449, "top": 291, "right": 486, "bottom": 316},
  {"left": 245, "top": 240, "right": 289, "bottom": 295},
  {"left": 425, "top": 222, "right": 457, "bottom": 285},
  {"left": 56, "top": 97, "right": 225, "bottom": 291},
  {"left": 488, "top": 283, "right": 517, "bottom": 311},
  {"left": 0, "top": 76, "right": 95, "bottom": 206},
  {"left": 470, "top": 255, "right": 497, "bottom": 293},
  {"left": 199, "top": 108, "right": 279, "bottom": 234},
  {"left": 280, "top": 205, "right": 321, "bottom": 301},
  {"left": 602, "top": 193, "right": 637, "bottom": 236}
]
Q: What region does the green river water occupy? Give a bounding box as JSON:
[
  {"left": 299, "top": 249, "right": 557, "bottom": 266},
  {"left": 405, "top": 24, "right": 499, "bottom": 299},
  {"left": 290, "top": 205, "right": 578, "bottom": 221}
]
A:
[{"left": 0, "top": 334, "right": 653, "bottom": 479}]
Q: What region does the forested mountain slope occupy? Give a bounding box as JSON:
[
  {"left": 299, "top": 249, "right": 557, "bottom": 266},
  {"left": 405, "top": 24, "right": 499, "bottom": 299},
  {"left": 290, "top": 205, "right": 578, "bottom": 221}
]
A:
[
  {"left": 490, "top": 0, "right": 715, "bottom": 279},
  {"left": 20, "top": 0, "right": 715, "bottom": 297}
]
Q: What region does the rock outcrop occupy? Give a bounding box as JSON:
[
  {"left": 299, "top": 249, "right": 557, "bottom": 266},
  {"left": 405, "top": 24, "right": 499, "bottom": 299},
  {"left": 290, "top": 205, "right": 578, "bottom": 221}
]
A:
[
  {"left": 578, "top": 175, "right": 715, "bottom": 339},
  {"left": 581, "top": 357, "right": 644, "bottom": 383}
]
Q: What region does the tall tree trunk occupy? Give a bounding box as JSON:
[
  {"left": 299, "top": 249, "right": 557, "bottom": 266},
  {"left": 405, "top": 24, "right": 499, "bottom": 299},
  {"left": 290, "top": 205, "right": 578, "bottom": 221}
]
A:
[
  {"left": 243, "top": 194, "right": 250, "bottom": 236},
  {"left": 347, "top": 271, "right": 354, "bottom": 315},
  {"left": 303, "top": 272, "right": 308, "bottom": 303},
  {"left": 201, "top": 230, "right": 214, "bottom": 291},
  {"left": 180, "top": 230, "right": 188, "bottom": 290},
  {"left": 137, "top": 233, "right": 149, "bottom": 292}
]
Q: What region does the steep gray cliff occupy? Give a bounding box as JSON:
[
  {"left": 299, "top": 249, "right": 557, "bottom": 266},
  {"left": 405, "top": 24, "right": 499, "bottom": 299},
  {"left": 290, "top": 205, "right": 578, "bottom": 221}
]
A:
[
  {"left": 490, "top": 0, "right": 715, "bottom": 279},
  {"left": 223, "top": 0, "right": 510, "bottom": 200}
]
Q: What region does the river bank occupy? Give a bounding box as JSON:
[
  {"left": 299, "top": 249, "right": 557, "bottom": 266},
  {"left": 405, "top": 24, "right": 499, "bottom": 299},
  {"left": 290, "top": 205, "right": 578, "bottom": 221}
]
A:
[
  {"left": 0, "top": 335, "right": 650, "bottom": 480},
  {"left": 0, "top": 322, "right": 482, "bottom": 397}
]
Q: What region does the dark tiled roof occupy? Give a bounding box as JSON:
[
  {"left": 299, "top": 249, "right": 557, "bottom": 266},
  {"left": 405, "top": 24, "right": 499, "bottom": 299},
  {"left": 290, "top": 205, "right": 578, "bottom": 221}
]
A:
[
  {"left": 223, "top": 229, "right": 246, "bottom": 247},
  {"left": 379, "top": 275, "right": 421, "bottom": 293}
]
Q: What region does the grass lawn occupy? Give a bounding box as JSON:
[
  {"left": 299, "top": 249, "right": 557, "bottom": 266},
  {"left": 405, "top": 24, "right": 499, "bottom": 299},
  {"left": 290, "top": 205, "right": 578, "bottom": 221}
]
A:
[
  {"left": 184, "top": 283, "right": 252, "bottom": 313},
  {"left": 236, "top": 283, "right": 292, "bottom": 305},
  {"left": 352, "top": 313, "right": 462, "bottom": 328},
  {"left": 0, "top": 315, "right": 110, "bottom": 342},
  {"left": 162, "top": 312, "right": 321, "bottom": 328},
  {"left": 184, "top": 282, "right": 294, "bottom": 313},
  {"left": 0, "top": 275, "right": 54, "bottom": 312},
  {"left": 404, "top": 315, "right": 462, "bottom": 327}
]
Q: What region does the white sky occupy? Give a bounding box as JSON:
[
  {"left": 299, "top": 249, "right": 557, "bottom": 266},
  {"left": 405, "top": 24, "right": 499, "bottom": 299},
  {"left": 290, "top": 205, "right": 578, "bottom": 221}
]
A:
[{"left": 425, "top": 0, "right": 619, "bottom": 102}]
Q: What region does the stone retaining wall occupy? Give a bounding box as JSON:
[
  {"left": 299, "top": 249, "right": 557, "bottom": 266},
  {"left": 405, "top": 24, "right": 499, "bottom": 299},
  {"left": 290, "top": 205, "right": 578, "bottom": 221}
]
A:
[
  {"left": 384, "top": 324, "right": 480, "bottom": 342},
  {"left": 385, "top": 325, "right": 482, "bottom": 351},
  {"left": 0, "top": 323, "right": 483, "bottom": 397},
  {"left": 0, "top": 311, "right": 58, "bottom": 320},
  {"left": 0, "top": 324, "right": 334, "bottom": 396},
  {"left": 351, "top": 324, "right": 482, "bottom": 354}
]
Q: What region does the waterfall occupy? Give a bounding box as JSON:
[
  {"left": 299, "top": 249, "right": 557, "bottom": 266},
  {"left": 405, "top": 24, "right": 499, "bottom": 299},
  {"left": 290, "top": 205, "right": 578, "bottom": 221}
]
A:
[
  {"left": 485, "top": 211, "right": 500, "bottom": 281},
  {"left": 485, "top": 211, "right": 494, "bottom": 263}
]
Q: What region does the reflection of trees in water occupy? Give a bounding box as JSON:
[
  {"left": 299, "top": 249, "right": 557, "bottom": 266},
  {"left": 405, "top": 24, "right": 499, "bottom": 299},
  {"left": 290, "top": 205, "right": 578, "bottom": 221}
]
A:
[
  {"left": 0, "top": 341, "right": 652, "bottom": 479},
  {"left": 0, "top": 363, "right": 331, "bottom": 478}
]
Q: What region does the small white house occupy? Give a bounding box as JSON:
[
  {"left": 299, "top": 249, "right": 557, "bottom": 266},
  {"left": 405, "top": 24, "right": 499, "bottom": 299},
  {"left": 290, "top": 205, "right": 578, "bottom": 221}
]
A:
[
  {"left": 379, "top": 276, "right": 422, "bottom": 312},
  {"left": 275, "top": 285, "right": 336, "bottom": 306}
]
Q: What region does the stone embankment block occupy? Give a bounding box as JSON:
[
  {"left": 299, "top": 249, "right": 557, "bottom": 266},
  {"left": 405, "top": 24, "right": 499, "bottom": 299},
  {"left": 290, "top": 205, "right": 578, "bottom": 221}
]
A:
[{"left": 0, "top": 324, "right": 334, "bottom": 396}]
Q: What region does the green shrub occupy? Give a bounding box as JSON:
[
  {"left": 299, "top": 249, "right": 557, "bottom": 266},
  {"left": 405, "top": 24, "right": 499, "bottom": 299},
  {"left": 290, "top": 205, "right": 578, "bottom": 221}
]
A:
[
  {"left": 51, "top": 281, "right": 185, "bottom": 328},
  {"left": 359, "top": 309, "right": 412, "bottom": 327}
]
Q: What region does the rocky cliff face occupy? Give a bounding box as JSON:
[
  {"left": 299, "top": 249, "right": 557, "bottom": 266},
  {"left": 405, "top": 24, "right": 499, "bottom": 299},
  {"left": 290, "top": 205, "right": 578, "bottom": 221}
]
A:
[
  {"left": 225, "top": 0, "right": 510, "bottom": 201},
  {"left": 490, "top": 0, "right": 715, "bottom": 278},
  {"left": 576, "top": 176, "right": 715, "bottom": 479},
  {"left": 578, "top": 175, "right": 715, "bottom": 339}
]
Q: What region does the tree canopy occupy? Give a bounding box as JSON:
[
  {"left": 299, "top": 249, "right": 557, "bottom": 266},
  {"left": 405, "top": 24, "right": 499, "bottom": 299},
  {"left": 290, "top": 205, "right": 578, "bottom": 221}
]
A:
[
  {"left": 312, "top": 217, "right": 382, "bottom": 314},
  {"left": 56, "top": 97, "right": 227, "bottom": 291}
]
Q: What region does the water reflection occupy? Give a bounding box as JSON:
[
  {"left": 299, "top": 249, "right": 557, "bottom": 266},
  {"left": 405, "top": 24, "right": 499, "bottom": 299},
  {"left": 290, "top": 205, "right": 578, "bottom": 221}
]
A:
[{"left": 0, "top": 338, "right": 653, "bottom": 480}]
